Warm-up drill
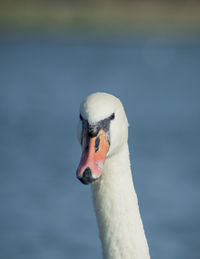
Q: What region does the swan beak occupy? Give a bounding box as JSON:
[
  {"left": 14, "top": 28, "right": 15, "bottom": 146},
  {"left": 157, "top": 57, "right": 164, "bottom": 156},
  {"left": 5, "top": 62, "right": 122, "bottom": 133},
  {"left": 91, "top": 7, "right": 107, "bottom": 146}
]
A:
[{"left": 76, "top": 129, "right": 109, "bottom": 185}]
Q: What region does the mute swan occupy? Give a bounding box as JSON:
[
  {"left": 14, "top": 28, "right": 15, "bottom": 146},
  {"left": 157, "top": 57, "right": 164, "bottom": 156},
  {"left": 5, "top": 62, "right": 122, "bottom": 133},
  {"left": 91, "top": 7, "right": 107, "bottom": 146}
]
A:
[{"left": 76, "top": 93, "right": 150, "bottom": 259}]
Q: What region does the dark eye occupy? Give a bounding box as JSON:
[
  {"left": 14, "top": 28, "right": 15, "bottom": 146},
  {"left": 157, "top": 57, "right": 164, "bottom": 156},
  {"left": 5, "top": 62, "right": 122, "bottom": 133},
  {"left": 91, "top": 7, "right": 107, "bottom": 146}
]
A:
[
  {"left": 80, "top": 114, "right": 83, "bottom": 120},
  {"left": 110, "top": 113, "right": 115, "bottom": 120}
]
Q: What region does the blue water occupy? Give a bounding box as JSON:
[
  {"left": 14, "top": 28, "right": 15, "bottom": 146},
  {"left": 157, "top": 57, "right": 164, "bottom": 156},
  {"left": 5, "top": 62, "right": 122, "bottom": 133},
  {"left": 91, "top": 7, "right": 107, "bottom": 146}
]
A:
[{"left": 0, "top": 33, "right": 200, "bottom": 259}]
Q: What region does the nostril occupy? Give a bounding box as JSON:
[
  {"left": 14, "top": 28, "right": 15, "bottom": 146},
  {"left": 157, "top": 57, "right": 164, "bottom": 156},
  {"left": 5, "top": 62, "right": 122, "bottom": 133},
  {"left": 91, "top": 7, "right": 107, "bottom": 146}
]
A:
[
  {"left": 79, "top": 167, "right": 96, "bottom": 185},
  {"left": 95, "top": 136, "right": 100, "bottom": 152}
]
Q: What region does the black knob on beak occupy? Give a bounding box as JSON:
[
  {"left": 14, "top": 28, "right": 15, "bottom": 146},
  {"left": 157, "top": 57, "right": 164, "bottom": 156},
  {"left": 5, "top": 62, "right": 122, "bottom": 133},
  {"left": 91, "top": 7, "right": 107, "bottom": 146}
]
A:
[{"left": 79, "top": 167, "right": 96, "bottom": 185}]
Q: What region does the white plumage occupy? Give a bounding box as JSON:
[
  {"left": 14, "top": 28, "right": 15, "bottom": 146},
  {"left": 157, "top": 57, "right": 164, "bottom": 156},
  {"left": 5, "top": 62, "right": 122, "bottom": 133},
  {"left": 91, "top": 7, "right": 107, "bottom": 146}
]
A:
[{"left": 77, "top": 92, "right": 150, "bottom": 259}]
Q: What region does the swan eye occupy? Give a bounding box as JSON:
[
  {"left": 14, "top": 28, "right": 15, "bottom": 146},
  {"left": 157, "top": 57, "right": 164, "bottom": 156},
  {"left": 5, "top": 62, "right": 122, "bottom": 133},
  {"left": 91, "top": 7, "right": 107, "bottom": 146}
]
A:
[
  {"left": 110, "top": 113, "right": 115, "bottom": 120},
  {"left": 80, "top": 114, "right": 83, "bottom": 121}
]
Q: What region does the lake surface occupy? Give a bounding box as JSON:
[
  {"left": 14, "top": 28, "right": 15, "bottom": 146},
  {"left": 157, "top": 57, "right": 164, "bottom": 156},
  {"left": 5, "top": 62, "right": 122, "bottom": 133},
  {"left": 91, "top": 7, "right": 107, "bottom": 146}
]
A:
[{"left": 0, "top": 32, "right": 200, "bottom": 259}]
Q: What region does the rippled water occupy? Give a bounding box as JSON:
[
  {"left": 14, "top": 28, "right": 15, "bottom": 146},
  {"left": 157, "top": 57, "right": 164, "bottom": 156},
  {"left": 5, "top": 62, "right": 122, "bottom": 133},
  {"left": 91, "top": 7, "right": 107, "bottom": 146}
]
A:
[{"left": 0, "top": 33, "right": 200, "bottom": 259}]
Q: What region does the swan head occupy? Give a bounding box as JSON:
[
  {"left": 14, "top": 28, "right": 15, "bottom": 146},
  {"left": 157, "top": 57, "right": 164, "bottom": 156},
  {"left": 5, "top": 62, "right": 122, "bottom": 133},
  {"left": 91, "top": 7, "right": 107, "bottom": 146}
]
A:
[{"left": 76, "top": 92, "right": 128, "bottom": 185}]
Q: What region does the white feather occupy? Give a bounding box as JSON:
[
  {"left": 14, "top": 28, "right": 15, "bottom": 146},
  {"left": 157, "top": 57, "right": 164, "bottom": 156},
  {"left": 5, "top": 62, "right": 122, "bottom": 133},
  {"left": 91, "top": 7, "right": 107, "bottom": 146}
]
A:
[{"left": 79, "top": 92, "right": 150, "bottom": 259}]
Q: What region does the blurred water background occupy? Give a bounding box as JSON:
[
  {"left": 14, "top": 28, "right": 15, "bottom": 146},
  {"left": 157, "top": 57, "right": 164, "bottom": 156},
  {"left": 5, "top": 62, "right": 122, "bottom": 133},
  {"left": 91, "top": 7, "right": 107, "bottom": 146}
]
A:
[{"left": 0, "top": 1, "right": 200, "bottom": 259}]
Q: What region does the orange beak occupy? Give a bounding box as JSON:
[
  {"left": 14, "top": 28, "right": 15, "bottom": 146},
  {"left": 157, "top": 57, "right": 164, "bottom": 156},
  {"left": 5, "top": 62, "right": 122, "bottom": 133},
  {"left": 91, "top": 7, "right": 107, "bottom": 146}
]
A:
[{"left": 76, "top": 129, "right": 109, "bottom": 184}]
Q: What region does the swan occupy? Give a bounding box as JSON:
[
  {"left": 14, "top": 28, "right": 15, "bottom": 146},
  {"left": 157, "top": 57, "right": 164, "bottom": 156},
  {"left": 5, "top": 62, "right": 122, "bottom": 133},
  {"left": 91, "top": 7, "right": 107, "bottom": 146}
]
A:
[{"left": 76, "top": 92, "right": 150, "bottom": 259}]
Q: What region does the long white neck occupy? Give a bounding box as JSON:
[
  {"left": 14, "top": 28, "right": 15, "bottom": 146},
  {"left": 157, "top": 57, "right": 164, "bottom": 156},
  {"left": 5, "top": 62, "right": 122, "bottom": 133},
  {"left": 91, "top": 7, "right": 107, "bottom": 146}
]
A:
[{"left": 91, "top": 143, "right": 150, "bottom": 259}]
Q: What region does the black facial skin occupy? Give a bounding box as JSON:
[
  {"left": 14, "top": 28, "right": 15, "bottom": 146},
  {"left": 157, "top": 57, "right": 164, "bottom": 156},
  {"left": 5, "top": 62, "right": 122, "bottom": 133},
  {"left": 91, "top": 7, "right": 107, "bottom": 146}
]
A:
[{"left": 80, "top": 113, "right": 115, "bottom": 146}]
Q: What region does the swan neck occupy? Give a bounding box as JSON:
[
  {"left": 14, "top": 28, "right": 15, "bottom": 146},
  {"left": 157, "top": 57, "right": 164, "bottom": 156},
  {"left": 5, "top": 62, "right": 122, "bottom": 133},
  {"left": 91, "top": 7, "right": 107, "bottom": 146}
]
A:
[{"left": 91, "top": 143, "right": 150, "bottom": 259}]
